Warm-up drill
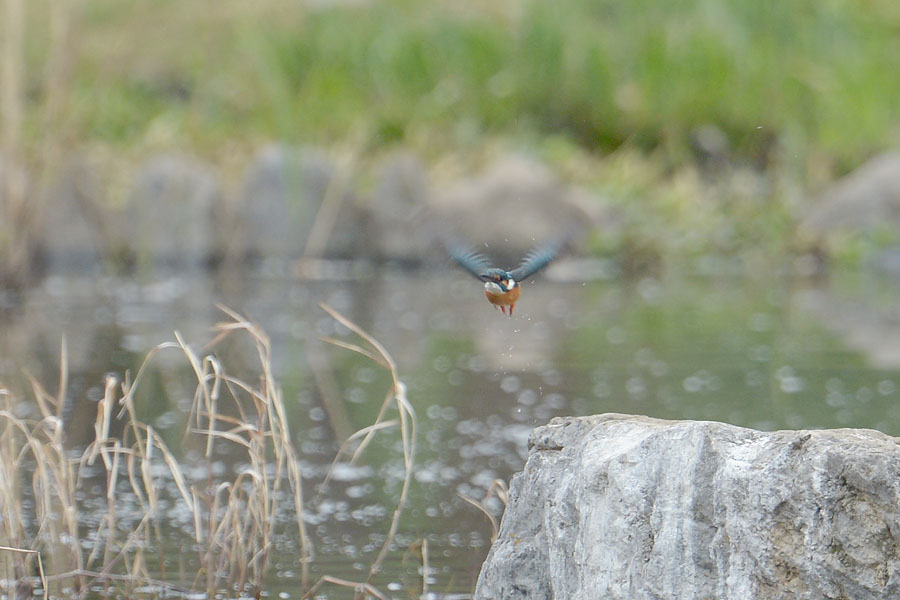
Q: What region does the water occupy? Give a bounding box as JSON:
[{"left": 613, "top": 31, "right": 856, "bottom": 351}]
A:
[{"left": 2, "top": 266, "right": 900, "bottom": 598}]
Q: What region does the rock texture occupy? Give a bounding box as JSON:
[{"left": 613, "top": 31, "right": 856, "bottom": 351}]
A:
[{"left": 475, "top": 414, "right": 900, "bottom": 600}]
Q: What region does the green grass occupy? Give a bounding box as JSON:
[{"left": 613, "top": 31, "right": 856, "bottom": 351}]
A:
[{"left": 25, "top": 0, "right": 893, "bottom": 170}]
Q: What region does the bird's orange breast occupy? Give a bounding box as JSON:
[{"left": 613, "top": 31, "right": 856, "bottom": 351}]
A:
[{"left": 484, "top": 285, "right": 521, "bottom": 307}]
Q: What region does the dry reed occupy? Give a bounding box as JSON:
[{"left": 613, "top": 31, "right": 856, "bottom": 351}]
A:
[
  {"left": 459, "top": 479, "right": 509, "bottom": 543},
  {"left": 300, "top": 302, "right": 418, "bottom": 599},
  {"left": 0, "top": 303, "right": 419, "bottom": 598}
]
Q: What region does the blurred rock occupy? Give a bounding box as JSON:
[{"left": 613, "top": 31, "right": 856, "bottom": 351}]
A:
[
  {"left": 369, "top": 152, "right": 432, "bottom": 264},
  {"left": 869, "top": 245, "right": 900, "bottom": 276},
  {"left": 800, "top": 151, "right": 900, "bottom": 239},
  {"left": 794, "top": 283, "right": 900, "bottom": 369},
  {"left": 429, "top": 156, "right": 602, "bottom": 265},
  {"left": 39, "top": 159, "right": 106, "bottom": 272},
  {"left": 235, "top": 150, "right": 613, "bottom": 268},
  {"left": 239, "top": 144, "right": 363, "bottom": 266},
  {"left": 124, "top": 154, "right": 221, "bottom": 270},
  {"left": 476, "top": 414, "right": 900, "bottom": 599},
  {"left": 691, "top": 123, "right": 730, "bottom": 172}
]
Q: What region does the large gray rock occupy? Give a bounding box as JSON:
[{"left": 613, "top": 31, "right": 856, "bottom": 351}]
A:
[
  {"left": 801, "top": 151, "right": 900, "bottom": 237},
  {"left": 475, "top": 414, "right": 900, "bottom": 600}
]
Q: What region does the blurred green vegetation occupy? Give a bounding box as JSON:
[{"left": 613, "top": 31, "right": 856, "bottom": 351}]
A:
[
  {"left": 32, "top": 0, "right": 896, "bottom": 165},
  {"left": 13, "top": 0, "right": 900, "bottom": 264}
]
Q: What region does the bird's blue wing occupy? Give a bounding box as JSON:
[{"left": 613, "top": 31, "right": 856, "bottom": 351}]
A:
[
  {"left": 508, "top": 239, "right": 565, "bottom": 282},
  {"left": 448, "top": 243, "right": 495, "bottom": 280}
]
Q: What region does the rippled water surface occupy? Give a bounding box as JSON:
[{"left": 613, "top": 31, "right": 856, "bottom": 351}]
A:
[{"left": 2, "top": 266, "right": 899, "bottom": 598}]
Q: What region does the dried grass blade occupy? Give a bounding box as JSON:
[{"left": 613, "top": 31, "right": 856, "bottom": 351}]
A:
[
  {"left": 141, "top": 427, "right": 157, "bottom": 516},
  {"left": 349, "top": 387, "right": 395, "bottom": 464},
  {"left": 189, "top": 429, "right": 252, "bottom": 449},
  {"left": 152, "top": 429, "right": 193, "bottom": 511},
  {"left": 190, "top": 490, "right": 202, "bottom": 545},
  {"left": 125, "top": 450, "right": 148, "bottom": 511},
  {"left": 175, "top": 331, "right": 217, "bottom": 457},
  {"left": 368, "top": 387, "right": 415, "bottom": 579},
  {"left": 88, "top": 374, "right": 118, "bottom": 466},
  {"left": 25, "top": 371, "right": 55, "bottom": 420},
  {"left": 319, "top": 337, "right": 387, "bottom": 368},
  {"left": 56, "top": 335, "right": 67, "bottom": 419},
  {"left": 0, "top": 546, "right": 48, "bottom": 594},
  {"left": 458, "top": 494, "right": 500, "bottom": 541},
  {"left": 286, "top": 451, "right": 311, "bottom": 588},
  {"left": 319, "top": 303, "right": 397, "bottom": 372},
  {"left": 421, "top": 537, "right": 430, "bottom": 597},
  {"left": 300, "top": 575, "right": 388, "bottom": 600},
  {"left": 316, "top": 419, "right": 398, "bottom": 496}
]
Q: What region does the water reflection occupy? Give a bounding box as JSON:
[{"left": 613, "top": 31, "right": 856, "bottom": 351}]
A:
[{"left": 2, "top": 268, "right": 900, "bottom": 597}]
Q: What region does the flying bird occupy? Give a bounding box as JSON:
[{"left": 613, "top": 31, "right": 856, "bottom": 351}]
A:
[{"left": 448, "top": 239, "right": 564, "bottom": 316}]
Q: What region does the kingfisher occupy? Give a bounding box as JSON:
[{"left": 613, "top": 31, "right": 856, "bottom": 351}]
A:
[{"left": 448, "top": 239, "right": 564, "bottom": 317}]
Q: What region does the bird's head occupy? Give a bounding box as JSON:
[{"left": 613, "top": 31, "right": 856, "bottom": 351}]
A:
[{"left": 480, "top": 268, "right": 517, "bottom": 293}]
